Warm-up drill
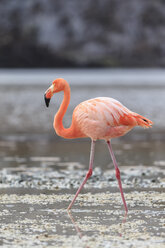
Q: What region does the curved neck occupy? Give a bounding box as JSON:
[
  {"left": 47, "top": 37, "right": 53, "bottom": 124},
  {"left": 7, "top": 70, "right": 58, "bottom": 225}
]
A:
[{"left": 53, "top": 83, "right": 74, "bottom": 139}]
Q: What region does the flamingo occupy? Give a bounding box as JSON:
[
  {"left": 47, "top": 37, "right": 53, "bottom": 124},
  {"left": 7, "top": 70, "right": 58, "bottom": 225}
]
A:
[{"left": 44, "top": 78, "right": 153, "bottom": 213}]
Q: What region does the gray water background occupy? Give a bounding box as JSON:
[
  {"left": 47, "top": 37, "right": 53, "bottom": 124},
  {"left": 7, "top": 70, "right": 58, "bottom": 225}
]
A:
[{"left": 0, "top": 68, "right": 164, "bottom": 138}]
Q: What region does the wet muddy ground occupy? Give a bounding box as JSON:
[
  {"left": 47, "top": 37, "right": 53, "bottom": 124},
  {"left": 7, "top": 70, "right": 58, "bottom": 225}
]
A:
[{"left": 0, "top": 137, "right": 164, "bottom": 247}]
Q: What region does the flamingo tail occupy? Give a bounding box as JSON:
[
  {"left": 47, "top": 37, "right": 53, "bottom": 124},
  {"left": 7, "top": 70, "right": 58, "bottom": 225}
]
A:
[{"left": 134, "top": 114, "right": 153, "bottom": 128}]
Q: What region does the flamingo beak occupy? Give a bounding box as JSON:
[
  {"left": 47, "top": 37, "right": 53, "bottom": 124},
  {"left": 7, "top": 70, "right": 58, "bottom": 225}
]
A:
[
  {"left": 44, "top": 93, "right": 51, "bottom": 107},
  {"left": 44, "top": 85, "right": 54, "bottom": 107}
]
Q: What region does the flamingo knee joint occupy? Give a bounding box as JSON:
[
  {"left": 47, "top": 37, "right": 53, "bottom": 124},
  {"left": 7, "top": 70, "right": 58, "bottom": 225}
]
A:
[
  {"left": 116, "top": 168, "right": 120, "bottom": 180},
  {"left": 86, "top": 169, "right": 92, "bottom": 179}
]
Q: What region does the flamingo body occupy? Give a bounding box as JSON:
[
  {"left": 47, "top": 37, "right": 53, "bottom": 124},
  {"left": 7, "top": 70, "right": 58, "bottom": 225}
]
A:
[
  {"left": 72, "top": 97, "right": 151, "bottom": 140},
  {"left": 44, "top": 78, "right": 152, "bottom": 212}
]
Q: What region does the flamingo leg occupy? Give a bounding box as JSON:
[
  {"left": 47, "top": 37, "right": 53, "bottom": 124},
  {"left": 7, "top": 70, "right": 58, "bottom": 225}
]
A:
[
  {"left": 67, "top": 139, "right": 96, "bottom": 210},
  {"left": 107, "top": 140, "right": 128, "bottom": 213}
]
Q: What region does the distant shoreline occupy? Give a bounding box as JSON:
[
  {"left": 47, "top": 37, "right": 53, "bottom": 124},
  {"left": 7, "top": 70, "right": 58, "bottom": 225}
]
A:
[{"left": 0, "top": 68, "right": 165, "bottom": 86}]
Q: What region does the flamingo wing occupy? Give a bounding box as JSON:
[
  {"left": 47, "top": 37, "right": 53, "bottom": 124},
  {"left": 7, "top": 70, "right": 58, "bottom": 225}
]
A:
[
  {"left": 73, "top": 97, "right": 152, "bottom": 140},
  {"left": 74, "top": 97, "right": 132, "bottom": 126}
]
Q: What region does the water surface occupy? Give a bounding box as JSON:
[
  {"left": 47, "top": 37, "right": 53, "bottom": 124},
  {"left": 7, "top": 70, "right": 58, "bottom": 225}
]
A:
[{"left": 0, "top": 137, "right": 164, "bottom": 247}]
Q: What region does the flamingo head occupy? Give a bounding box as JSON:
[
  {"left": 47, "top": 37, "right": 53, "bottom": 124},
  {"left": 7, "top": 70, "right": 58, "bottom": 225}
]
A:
[{"left": 44, "top": 78, "right": 67, "bottom": 107}]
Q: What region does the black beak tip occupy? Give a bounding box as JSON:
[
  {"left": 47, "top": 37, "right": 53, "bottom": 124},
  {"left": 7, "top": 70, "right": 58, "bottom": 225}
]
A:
[{"left": 44, "top": 93, "right": 50, "bottom": 107}]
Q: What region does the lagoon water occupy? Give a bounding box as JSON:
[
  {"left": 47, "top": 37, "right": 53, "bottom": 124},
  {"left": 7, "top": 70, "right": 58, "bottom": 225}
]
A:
[{"left": 0, "top": 69, "right": 164, "bottom": 247}]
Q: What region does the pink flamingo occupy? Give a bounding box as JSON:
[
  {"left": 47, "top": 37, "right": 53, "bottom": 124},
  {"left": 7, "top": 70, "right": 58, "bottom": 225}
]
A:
[{"left": 44, "top": 78, "right": 153, "bottom": 213}]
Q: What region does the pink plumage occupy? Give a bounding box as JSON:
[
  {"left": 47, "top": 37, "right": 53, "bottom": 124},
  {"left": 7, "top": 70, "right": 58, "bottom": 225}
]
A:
[
  {"left": 45, "top": 78, "right": 153, "bottom": 212},
  {"left": 73, "top": 97, "right": 152, "bottom": 140}
]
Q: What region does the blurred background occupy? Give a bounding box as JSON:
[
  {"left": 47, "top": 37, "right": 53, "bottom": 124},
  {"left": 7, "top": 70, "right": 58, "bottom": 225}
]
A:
[
  {"left": 1, "top": 0, "right": 165, "bottom": 68},
  {"left": 0, "top": 0, "right": 165, "bottom": 138},
  {"left": 0, "top": 0, "right": 164, "bottom": 181}
]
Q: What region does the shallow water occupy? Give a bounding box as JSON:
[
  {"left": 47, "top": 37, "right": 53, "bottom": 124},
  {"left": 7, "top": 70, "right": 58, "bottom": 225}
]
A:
[
  {"left": 0, "top": 68, "right": 165, "bottom": 135},
  {"left": 0, "top": 137, "right": 164, "bottom": 247}
]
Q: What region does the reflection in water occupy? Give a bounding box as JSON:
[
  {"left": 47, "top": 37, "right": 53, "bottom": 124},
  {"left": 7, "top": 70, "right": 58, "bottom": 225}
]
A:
[
  {"left": 119, "top": 212, "right": 128, "bottom": 237},
  {"left": 67, "top": 210, "right": 91, "bottom": 248},
  {"left": 67, "top": 210, "right": 83, "bottom": 238},
  {"left": 67, "top": 209, "right": 128, "bottom": 245}
]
